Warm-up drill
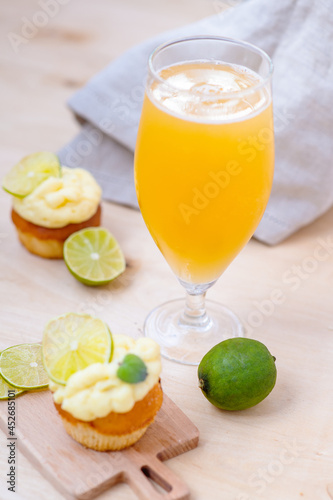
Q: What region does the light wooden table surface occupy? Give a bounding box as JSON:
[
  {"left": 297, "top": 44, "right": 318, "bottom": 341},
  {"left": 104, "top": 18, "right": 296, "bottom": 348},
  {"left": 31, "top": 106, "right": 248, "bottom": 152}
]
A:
[{"left": 1, "top": 1, "right": 333, "bottom": 499}]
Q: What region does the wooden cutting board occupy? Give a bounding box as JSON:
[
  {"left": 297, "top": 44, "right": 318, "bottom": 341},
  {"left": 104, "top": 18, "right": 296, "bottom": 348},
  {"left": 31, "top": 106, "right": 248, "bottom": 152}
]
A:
[{"left": 0, "top": 390, "right": 199, "bottom": 500}]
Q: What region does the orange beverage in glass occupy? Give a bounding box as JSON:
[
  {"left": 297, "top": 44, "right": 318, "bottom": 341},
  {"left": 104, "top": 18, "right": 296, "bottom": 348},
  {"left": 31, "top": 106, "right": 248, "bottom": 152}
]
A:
[
  {"left": 135, "top": 62, "right": 274, "bottom": 285},
  {"left": 134, "top": 37, "right": 274, "bottom": 364}
]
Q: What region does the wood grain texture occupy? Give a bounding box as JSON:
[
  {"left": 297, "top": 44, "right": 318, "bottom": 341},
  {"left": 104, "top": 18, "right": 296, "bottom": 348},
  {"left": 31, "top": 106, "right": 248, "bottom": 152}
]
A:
[
  {"left": 0, "top": 391, "right": 199, "bottom": 500},
  {"left": 0, "top": 0, "right": 333, "bottom": 499}
]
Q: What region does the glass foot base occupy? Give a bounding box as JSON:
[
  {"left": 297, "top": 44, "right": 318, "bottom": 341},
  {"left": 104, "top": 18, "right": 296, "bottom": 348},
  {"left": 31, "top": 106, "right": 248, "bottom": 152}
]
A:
[{"left": 144, "top": 298, "right": 244, "bottom": 365}]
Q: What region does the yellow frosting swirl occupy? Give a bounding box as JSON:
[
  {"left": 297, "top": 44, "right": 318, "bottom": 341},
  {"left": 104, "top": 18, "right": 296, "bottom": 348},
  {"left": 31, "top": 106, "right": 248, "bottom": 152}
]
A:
[
  {"left": 12, "top": 167, "right": 101, "bottom": 228},
  {"left": 49, "top": 335, "right": 162, "bottom": 421}
]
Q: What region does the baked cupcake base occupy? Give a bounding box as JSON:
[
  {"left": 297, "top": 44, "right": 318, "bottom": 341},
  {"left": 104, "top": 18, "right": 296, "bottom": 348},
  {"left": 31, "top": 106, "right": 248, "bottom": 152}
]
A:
[
  {"left": 15, "top": 229, "right": 65, "bottom": 259},
  {"left": 11, "top": 205, "right": 101, "bottom": 259},
  {"left": 55, "top": 381, "right": 163, "bottom": 451},
  {"left": 61, "top": 419, "right": 148, "bottom": 451}
]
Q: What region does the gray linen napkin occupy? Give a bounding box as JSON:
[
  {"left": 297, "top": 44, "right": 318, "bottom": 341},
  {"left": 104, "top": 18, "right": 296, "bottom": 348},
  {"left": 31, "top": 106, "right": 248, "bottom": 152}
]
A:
[{"left": 58, "top": 0, "right": 333, "bottom": 245}]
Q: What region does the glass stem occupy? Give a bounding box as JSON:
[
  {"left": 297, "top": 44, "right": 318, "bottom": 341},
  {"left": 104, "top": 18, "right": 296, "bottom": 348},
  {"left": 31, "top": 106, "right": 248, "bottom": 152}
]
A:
[{"left": 179, "top": 291, "right": 211, "bottom": 329}]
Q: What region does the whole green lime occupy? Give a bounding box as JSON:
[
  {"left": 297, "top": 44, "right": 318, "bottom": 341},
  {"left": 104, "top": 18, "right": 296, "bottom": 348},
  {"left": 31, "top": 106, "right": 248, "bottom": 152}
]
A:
[{"left": 198, "top": 338, "right": 277, "bottom": 411}]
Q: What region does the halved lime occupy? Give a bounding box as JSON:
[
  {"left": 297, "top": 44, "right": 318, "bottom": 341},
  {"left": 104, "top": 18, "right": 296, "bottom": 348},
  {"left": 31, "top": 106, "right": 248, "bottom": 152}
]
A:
[
  {"left": 42, "top": 313, "right": 113, "bottom": 385},
  {"left": 2, "top": 152, "right": 61, "bottom": 197},
  {"left": 63, "top": 227, "right": 126, "bottom": 286},
  {"left": 0, "top": 374, "right": 25, "bottom": 400},
  {"left": 0, "top": 344, "right": 49, "bottom": 390}
]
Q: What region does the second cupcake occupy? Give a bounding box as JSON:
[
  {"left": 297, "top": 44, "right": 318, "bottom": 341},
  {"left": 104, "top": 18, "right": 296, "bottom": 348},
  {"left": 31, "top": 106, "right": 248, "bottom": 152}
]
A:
[{"left": 3, "top": 152, "right": 102, "bottom": 259}]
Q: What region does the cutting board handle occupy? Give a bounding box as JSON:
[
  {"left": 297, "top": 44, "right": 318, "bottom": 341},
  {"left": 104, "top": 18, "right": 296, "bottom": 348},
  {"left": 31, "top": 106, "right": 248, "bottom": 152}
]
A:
[{"left": 126, "top": 454, "right": 190, "bottom": 500}]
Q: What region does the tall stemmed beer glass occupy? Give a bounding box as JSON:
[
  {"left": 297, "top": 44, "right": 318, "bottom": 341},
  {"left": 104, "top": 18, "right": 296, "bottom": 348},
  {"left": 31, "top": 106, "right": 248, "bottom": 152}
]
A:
[{"left": 134, "top": 37, "right": 274, "bottom": 365}]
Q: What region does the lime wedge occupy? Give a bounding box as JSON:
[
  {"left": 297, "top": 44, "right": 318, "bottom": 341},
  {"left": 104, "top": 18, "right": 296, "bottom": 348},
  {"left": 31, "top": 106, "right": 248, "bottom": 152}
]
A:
[
  {"left": 0, "top": 374, "right": 25, "bottom": 400},
  {"left": 2, "top": 152, "right": 61, "bottom": 197},
  {"left": 42, "top": 313, "right": 113, "bottom": 385},
  {"left": 0, "top": 344, "right": 49, "bottom": 390},
  {"left": 63, "top": 227, "right": 126, "bottom": 286}
]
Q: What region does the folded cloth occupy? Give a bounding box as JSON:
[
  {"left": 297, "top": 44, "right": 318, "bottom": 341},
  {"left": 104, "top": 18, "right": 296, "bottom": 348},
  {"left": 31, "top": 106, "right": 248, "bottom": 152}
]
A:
[{"left": 58, "top": 0, "right": 333, "bottom": 245}]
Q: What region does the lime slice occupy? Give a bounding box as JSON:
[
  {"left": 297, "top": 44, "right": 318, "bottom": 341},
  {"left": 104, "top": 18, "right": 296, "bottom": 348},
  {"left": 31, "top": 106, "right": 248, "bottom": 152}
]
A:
[
  {"left": 2, "top": 152, "right": 61, "bottom": 197},
  {"left": 42, "top": 313, "right": 113, "bottom": 385},
  {"left": 0, "top": 374, "right": 25, "bottom": 400},
  {"left": 0, "top": 344, "right": 49, "bottom": 390},
  {"left": 63, "top": 227, "right": 126, "bottom": 286}
]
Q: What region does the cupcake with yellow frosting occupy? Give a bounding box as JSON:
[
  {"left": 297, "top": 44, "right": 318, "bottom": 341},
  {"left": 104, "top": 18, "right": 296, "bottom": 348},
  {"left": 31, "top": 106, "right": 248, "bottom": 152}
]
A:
[
  {"left": 2, "top": 152, "right": 102, "bottom": 259},
  {"left": 11, "top": 166, "right": 102, "bottom": 259},
  {"left": 49, "top": 334, "right": 163, "bottom": 451}
]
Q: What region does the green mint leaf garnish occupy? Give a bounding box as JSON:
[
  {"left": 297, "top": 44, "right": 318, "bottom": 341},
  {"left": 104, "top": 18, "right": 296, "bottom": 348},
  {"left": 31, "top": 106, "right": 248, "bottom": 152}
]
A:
[{"left": 117, "top": 354, "right": 148, "bottom": 384}]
